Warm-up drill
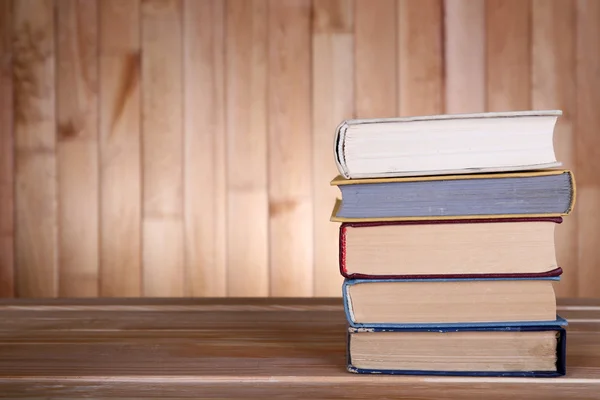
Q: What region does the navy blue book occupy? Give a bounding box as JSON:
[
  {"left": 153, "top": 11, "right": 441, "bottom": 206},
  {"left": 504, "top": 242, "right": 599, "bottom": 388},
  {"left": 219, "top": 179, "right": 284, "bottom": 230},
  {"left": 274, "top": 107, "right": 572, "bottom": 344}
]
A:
[
  {"left": 343, "top": 277, "right": 560, "bottom": 329},
  {"left": 346, "top": 320, "right": 567, "bottom": 377}
]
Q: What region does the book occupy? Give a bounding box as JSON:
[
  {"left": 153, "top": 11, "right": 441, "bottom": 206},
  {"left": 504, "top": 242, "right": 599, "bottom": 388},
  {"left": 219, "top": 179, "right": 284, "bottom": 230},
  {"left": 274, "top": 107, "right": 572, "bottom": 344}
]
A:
[
  {"left": 346, "top": 320, "right": 567, "bottom": 377},
  {"left": 339, "top": 217, "right": 564, "bottom": 279},
  {"left": 334, "top": 110, "right": 562, "bottom": 179},
  {"left": 343, "top": 277, "right": 558, "bottom": 328},
  {"left": 330, "top": 169, "right": 575, "bottom": 222}
]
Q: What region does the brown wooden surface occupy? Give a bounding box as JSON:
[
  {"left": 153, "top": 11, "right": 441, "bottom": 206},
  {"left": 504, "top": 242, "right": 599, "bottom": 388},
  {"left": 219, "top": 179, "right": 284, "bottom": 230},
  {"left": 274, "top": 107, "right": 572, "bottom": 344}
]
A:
[
  {"left": 1, "top": 0, "right": 599, "bottom": 298},
  {"left": 575, "top": 0, "right": 600, "bottom": 298},
  {"left": 141, "top": 0, "right": 184, "bottom": 297},
  {"left": 56, "top": 0, "right": 99, "bottom": 297},
  {"left": 268, "top": 0, "right": 313, "bottom": 297},
  {"left": 98, "top": 0, "right": 142, "bottom": 297},
  {"left": 225, "top": 0, "right": 268, "bottom": 296},
  {"left": 0, "top": 298, "right": 598, "bottom": 399},
  {"left": 13, "top": 0, "right": 57, "bottom": 298},
  {"left": 0, "top": 0, "right": 14, "bottom": 297}
]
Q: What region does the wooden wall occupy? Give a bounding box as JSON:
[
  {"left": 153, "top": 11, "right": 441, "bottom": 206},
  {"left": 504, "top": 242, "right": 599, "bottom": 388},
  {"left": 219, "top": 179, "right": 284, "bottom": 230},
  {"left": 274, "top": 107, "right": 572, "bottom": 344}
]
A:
[{"left": 0, "top": 0, "right": 598, "bottom": 298}]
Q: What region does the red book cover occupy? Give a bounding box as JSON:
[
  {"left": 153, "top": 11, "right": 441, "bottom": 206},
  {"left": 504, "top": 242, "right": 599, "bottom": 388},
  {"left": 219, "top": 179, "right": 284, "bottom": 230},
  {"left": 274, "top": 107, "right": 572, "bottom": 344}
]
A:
[{"left": 339, "top": 217, "right": 564, "bottom": 280}]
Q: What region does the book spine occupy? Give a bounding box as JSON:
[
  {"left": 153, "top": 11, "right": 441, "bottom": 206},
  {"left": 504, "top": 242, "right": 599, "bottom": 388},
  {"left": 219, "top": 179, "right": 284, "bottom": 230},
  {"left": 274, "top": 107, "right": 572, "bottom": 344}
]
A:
[{"left": 339, "top": 224, "right": 349, "bottom": 278}]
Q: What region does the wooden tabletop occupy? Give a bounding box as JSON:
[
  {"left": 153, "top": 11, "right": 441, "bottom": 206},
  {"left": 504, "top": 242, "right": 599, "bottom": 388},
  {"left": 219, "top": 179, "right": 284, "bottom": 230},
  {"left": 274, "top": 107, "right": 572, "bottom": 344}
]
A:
[{"left": 0, "top": 298, "right": 599, "bottom": 399}]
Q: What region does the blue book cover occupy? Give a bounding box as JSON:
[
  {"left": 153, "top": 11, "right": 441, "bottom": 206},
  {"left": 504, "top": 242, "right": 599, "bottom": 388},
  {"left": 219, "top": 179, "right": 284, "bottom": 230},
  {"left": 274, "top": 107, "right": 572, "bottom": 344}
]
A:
[
  {"left": 346, "top": 322, "right": 567, "bottom": 377},
  {"left": 342, "top": 277, "right": 563, "bottom": 329}
]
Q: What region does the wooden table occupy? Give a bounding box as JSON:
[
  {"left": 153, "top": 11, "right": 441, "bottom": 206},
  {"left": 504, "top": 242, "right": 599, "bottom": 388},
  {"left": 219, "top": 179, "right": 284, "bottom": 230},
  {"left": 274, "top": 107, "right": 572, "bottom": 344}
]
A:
[{"left": 0, "top": 298, "right": 598, "bottom": 399}]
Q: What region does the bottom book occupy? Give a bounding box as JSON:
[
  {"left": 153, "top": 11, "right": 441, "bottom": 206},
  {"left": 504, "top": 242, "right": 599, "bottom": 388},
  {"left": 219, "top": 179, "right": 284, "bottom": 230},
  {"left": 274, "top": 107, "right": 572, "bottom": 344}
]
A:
[{"left": 347, "top": 318, "right": 567, "bottom": 377}]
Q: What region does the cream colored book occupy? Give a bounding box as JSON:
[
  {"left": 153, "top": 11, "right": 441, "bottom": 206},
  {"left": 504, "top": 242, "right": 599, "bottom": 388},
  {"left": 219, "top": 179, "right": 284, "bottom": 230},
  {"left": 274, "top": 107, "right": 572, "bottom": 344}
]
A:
[
  {"left": 343, "top": 278, "right": 558, "bottom": 326},
  {"left": 334, "top": 110, "right": 562, "bottom": 179},
  {"left": 340, "top": 218, "right": 563, "bottom": 279},
  {"left": 347, "top": 326, "right": 566, "bottom": 376}
]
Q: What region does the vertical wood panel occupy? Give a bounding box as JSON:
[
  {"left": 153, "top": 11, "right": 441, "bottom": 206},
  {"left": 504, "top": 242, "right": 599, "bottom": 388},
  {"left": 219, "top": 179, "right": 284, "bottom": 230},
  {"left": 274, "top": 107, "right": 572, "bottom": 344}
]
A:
[
  {"left": 532, "top": 0, "right": 577, "bottom": 297},
  {"left": 99, "top": 0, "right": 141, "bottom": 296},
  {"left": 4, "top": 0, "right": 600, "bottom": 299},
  {"left": 312, "top": 0, "right": 353, "bottom": 296},
  {"left": 398, "top": 0, "right": 443, "bottom": 116},
  {"left": 486, "top": 0, "right": 531, "bottom": 111},
  {"left": 225, "top": 0, "right": 267, "bottom": 296},
  {"left": 13, "top": 0, "right": 57, "bottom": 297},
  {"left": 268, "top": 0, "right": 313, "bottom": 296},
  {"left": 56, "top": 0, "right": 99, "bottom": 297},
  {"left": 0, "top": 0, "right": 14, "bottom": 297},
  {"left": 184, "top": 0, "right": 226, "bottom": 297},
  {"left": 354, "top": 0, "right": 396, "bottom": 117},
  {"left": 576, "top": 0, "right": 600, "bottom": 297},
  {"left": 444, "top": 0, "right": 485, "bottom": 114},
  {"left": 142, "top": 0, "right": 184, "bottom": 297}
]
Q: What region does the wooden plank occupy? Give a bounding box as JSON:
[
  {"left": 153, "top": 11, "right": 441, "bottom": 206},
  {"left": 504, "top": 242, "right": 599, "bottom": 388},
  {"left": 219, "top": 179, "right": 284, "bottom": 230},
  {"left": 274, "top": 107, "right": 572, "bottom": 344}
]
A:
[
  {"left": 142, "top": 0, "right": 184, "bottom": 297},
  {"left": 56, "top": 0, "right": 99, "bottom": 297},
  {"left": 312, "top": 0, "right": 353, "bottom": 296},
  {"left": 444, "top": 0, "right": 485, "bottom": 114},
  {"left": 486, "top": 0, "right": 531, "bottom": 111},
  {"left": 532, "top": 0, "right": 577, "bottom": 297},
  {"left": 99, "top": 0, "right": 142, "bottom": 297},
  {"left": 576, "top": 0, "right": 600, "bottom": 297},
  {"left": 225, "top": 0, "right": 267, "bottom": 296},
  {"left": 0, "top": 0, "right": 14, "bottom": 297},
  {"left": 13, "top": 0, "right": 57, "bottom": 297},
  {"left": 0, "top": 299, "right": 598, "bottom": 398},
  {"left": 184, "top": 0, "right": 226, "bottom": 296},
  {"left": 0, "top": 296, "right": 342, "bottom": 308},
  {"left": 268, "top": 0, "right": 312, "bottom": 296},
  {"left": 1, "top": 373, "right": 600, "bottom": 399},
  {"left": 354, "top": 0, "right": 396, "bottom": 117},
  {"left": 398, "top": 0, "right": 443, "bottom": 116}
]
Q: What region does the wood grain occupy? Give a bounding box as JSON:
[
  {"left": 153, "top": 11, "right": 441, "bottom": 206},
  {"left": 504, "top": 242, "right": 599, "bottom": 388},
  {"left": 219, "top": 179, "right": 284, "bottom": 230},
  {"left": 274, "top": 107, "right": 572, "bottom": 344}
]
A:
[
  {"left": 141, "top": 0, "right": 184, "bottom": 297},
  {"left": 268, "top": 0, "right": 313, "bottom": 296},
  {"left": 444, "top": 0, "right": 485, "bottom": 114},
  {"left": 486, "top": 0, "right": 532, "bottom": 111},
  {"left": 0, "top": 0, "right": 14, "bottom": 297},
  {"left": 184, "top": 0, "right": 226, "bottom": 297},
  {"left": 3, "top": 0, "right": 600, "bottom": 299},
  {"left": 354, "top": 0, "right": 396, "bottom": 117},
  {"left": 13, "top": 0, "right": 57, "bottom": 297},
  {"left": 576, "top": 0, "right": 600, "bottom": 297},
  {"left": 312, "top": 0, "right": 353, "bottom": 296},
  {"left": 56, "top": 0, "right": 99, "bottom": 297},
  {"left": 532, "top": 0, "right": 577, "bottom": 297},
  {"left": 225, "top": 0, "right": 268, "bottom": 296},
  {"left": 99, "top": 0, "right": 141, "bottom": 296},
  {"left": 0, "top": 298, "right": 597, "bottom": 398},
  {"left": 398, "top": 0, "right": 443, "bottom": 116}
]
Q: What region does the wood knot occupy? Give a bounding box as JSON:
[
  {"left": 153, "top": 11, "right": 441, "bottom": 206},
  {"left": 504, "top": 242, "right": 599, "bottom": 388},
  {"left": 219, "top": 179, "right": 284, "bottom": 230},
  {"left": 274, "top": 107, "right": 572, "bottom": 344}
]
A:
[
  {"left": 269, "top": 199, "right": 297, "bottom": 217},
  {"left": 58, "top": 117, "right": 85, "bottom": 140}
]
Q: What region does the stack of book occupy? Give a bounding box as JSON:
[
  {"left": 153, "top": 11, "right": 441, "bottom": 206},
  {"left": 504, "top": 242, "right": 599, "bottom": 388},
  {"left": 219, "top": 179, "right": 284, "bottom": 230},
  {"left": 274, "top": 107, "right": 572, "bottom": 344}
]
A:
[{"left": 330, "top": 110, "right": 576, "bottom": 377}]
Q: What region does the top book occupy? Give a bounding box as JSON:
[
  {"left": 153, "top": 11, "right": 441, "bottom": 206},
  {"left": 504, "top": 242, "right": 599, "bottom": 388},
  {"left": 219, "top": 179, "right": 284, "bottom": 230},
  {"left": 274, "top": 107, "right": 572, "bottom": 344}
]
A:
[{"left": 334, "top": 110, "right": 562, "bottom": 179}]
